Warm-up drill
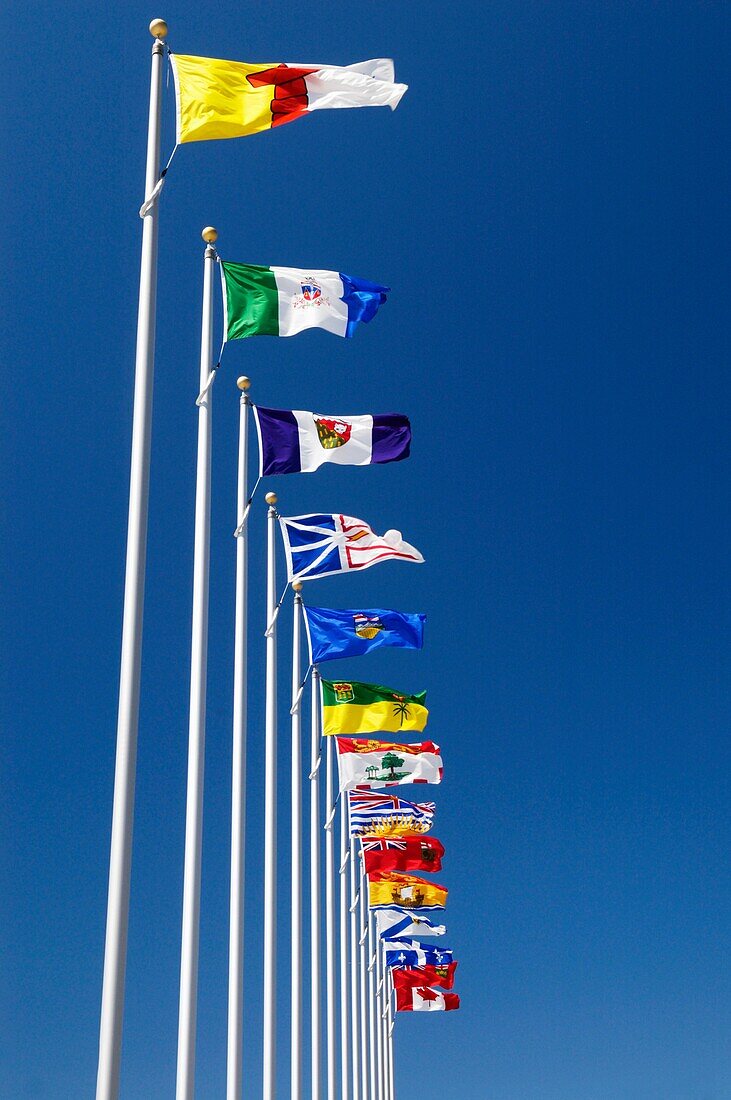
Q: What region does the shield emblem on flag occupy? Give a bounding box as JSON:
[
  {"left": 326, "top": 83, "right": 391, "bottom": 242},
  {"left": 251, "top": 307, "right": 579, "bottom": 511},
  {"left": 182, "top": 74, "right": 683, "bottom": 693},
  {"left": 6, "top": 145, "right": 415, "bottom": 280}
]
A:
[
  {"left": 354, "top": 613, "right": 384, "bottom": 640},
  {"left": 315, "top": 417, "right": 352, "bottom": 450},
  {"left": 301, "top": 280, "right": 322, "bottom": 301},
  {"left": 333, "top": 682, "right": 355, "bottom": 703}
]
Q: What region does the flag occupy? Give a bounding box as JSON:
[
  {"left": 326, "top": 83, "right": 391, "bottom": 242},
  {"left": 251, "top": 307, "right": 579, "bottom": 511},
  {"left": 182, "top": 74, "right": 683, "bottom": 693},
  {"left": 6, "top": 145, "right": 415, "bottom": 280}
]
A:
[
  {"left": 384, "top": 939, "right": 454, "bottom": 970},
  {"left": 337, "top": 738, "right": 442, "bottom": 792},
  {"left": 348, "top": 792, "right": 436, "bottom": 837},
  {"left": 375, "top": 907, "right": 446, "bottom": 939},
  {"left": 361, "top": 835, "right": 444, "bottom": 874},
  {"left": 221, "top": 263, "right": 390, "bottom": 341},
  {"left": 321, "top": 678, "right": 427, "bottom": 737},
  {"left": 368, "top": 871, "right": 448, "bottom": 910},
  {"left": 395, "top": 986, "right": 460, "bottom": 1013},
  {"left": 253, "top": 406, "right": 410, "bottom": 475},
  {"left": 392, "top": 963, "right": 458, "bottom": 991},
  {"left": 280, "top": 514, "right": 423, "bottom": 582},
  {"left": 170, "top": 55, "right": 407, "bottom": 144},
  {"left": 303, "top": 606, "right": 425, "bottom": 663}
]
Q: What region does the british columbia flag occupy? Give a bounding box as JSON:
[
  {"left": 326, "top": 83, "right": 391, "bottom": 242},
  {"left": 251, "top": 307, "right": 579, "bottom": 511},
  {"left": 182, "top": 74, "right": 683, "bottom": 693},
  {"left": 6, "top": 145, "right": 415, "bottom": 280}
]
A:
[{"left": 348, "top": 791, "right": 435, "bottom": 837}]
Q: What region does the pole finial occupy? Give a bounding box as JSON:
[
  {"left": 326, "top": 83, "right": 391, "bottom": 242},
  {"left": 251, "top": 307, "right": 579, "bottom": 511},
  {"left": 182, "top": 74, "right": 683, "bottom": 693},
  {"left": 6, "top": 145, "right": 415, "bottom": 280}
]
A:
[
  {"left": 292, "top": 580, "right": 304, "bottom": 593},
  {"left": 149, "top": 18, "right": 168, "bottom": 38},
  {"left": 265, "top": 491, "right": 277, "bottom": 506},
  {"left": 202, "top": 226, "right": 218, "bottom": 243},
  {"left": 237, "top": 376, "right": 251, "bottom": 391}
]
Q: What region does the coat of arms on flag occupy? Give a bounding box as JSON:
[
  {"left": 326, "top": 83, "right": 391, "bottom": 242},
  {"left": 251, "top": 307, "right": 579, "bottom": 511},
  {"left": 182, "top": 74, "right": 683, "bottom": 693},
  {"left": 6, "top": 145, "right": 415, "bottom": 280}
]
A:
[
  {"left": 354, "top": 613, "right": 383, "bottom": 639},
  {"left": 315, "top": 417, "right": 352, "bottom": 449},
  {"left": 300, "top": 279, "right": 322, "bottom": 301}
]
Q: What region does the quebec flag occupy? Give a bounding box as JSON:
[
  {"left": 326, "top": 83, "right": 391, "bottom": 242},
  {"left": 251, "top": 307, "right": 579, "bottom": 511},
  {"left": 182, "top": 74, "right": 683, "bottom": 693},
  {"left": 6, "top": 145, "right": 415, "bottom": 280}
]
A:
[
  {"left": 383, "top": 939, "right": 454, "bottom": 970},
  {"left": 279, "top": 513, "right": 424, "bottom": 582}
]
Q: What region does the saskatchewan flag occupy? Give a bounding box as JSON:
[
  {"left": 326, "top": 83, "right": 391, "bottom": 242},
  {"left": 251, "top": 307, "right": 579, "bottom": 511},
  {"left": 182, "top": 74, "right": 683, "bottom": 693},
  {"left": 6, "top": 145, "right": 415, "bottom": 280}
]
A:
[
  {"left": 221, "top": 261, "right": 389, "bottom": 341},
  {"left": 321, "top": 679, "right": 427, "bottom": 737}
]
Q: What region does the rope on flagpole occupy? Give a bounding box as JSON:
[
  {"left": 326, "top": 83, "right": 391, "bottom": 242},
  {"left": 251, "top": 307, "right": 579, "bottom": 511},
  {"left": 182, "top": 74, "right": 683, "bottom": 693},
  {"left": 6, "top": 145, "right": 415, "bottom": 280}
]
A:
[
  {"left": 308, "top": 753, "right": 322, "bottom": 781},
  {"left": 233, "top": 475, "right": 262, "bottom": 537},
  {"left": 139, "top": 142, "right": 178, "bottom": 217},
  {"left": 264, "top": 581, "right": 290, "bottom": 637},
  {"left": 349, "top": 890, "right": 360, "bottom": 913},
  {"left": 289, "top": 663, "right": 313, "bottom": 715}
]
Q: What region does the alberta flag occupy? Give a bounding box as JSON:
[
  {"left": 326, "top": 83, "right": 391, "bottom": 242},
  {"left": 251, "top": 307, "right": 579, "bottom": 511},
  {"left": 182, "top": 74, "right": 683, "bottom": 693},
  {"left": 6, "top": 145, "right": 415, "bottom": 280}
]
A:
[
  {"left": 253, "top": 406, "right": 410, "bottom": 475},
  {"left": 304, "top": 606, "right": 426, "bottom": 663},
  {"left": 221, "top": 261, "right": 389, "bottom": 340},
  {"left": 280, "top": 514, "right": 423, "bottom": 582},
  {"left": 384, "top": 939, "right": 454, "bottom": 970}
]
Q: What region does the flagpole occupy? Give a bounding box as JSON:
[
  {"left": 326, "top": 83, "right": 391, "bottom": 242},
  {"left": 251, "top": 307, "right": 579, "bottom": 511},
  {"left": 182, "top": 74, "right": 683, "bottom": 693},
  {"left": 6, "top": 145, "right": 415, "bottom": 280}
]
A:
[
  {"left": 374, "top": 924, "right": 384, "bottom": 1100},
  {"left": 290, "top": 584, "right": 304, "bottom": 1100},
  {"left": 96, "top": 21, "right": 167, "bottom": 1100},
  {"left": 176, "top": 226, "right": 218, "bottom": 1100},
  {"left": 324, "top": 736, "right": 337, "bottom": 1100},
  {"left": 386, "top": 968, "right": 395, "bottom": 1100},
  {"left": 367, "top": 908, "right": 378, "bottom": 1100},
  {"left": 226, "top": 375, "right": 250, "bottom": 1100},
  {"left": 339, "top": 798, "right": 351, "bottom": 1100},
  {"left": 263, "top": 490, "right": 279, "bottom": 1100},
  {"left": 378, "top": 941, "right": 389, "bottom": 1100},
  {"left": 310, "top": 668, "right": 322, "bottom": 1100},
  {"left": 348, "top": 800, "right": 360, "bottom": 1100},
  {"left": 358, "top": 852, "right": 370, "bottom": 1100}
]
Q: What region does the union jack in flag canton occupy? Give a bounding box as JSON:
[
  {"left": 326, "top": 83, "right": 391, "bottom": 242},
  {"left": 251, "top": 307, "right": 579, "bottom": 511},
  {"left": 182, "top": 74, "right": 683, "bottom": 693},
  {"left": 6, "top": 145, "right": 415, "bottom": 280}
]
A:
[
  {"left": 360, "top": 835, "right": 444, "bottom": 875},
  {"left": 348, "top": 791, "right": 435, "bottom": 837}
]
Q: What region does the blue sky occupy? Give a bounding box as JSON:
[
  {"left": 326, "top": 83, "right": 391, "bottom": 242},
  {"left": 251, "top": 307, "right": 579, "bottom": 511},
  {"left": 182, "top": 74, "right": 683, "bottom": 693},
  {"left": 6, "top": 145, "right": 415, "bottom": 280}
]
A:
[{"left": 2, "top": 2, "right": 730, "bottom": 1098}]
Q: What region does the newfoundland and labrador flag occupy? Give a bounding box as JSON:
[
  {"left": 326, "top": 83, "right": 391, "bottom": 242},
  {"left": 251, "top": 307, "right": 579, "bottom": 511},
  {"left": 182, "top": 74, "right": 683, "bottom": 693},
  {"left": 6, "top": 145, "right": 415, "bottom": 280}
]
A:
[
  {"left": 367, "top": 871, "right": 448, "bottom": 910},
  {"left": 395, "top": 985, "right": 460, "bottom": 1013},
  {"left": 375, "top": 907, "right": 446, "bottom": 939},
  {"left": 221, "top": 262, "right": 389, "bottom": 341},
  {"left": 392, "top": 963, "right": 457, "bottom": 992},
  {"left": 336, "top": 738, "right": 442, "bottom": 792},
  {"left": 304, "top": 606, "right": 425, "bottom": 663},
  {"left": 361, "top": 835, "right": 445, "bottom": 874},
  {"left": 384, "top": 939, "right": 454, "bottom": 970},
  {"left": 348, "top": 792, "right": 436, "bottom": 838},
  {"left": 170, "top": 56, "right": 407, "bottom": 144},
  {"left": 321, "top": 678, "right": 427, "bottom": 736},
  {"left": 253, "top": 406, "right": 410, "bottom": 476},
  {"left": 280, "top": 514, "right": 423, "bottom": 583}
]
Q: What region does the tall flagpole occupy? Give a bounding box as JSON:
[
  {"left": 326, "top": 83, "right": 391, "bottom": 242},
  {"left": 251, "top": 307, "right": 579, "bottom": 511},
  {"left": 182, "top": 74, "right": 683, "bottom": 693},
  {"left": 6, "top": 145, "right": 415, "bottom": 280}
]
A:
[
  {"left": 263, "top": 490, "right": 279, "bottom": 1100},
  {"left": 339, "top": 800, "right": 351, "bottom": 1100},
  {"left": 290, "top": 584, "right": 304, "bottom": 1100},
  {"left": 310, "top": 668, "right": 322, "bottom": 1100},
  {"left": 324, "top": 736, "right": 337, "bottom": 1100},
  {"left": 96, "top": 20, "right": 167, "bottom": 1100},
  {"left": 367, "top": 908, "right": 378, "bottom": 1100},
  {"left": 374, "top": 924, "right": 384, "bottom": 1100},
  {"left": 176, "top": 226, "right": 218, "bottom": 1100},
  {"left": 227, "top": 375, "right": 251, "bottom": 1100},
  {"left": 358, "top": 849, "right": 370, "bottom": 1100},
  {"left": 379, "top": 941, "right": 389, "bottom": 1100},
  {"left": 348, "top": 800, "right": 361, "bottom": 1100},
  {"left": 386, "top": 968, "right": 395, "bottom": 1100}
]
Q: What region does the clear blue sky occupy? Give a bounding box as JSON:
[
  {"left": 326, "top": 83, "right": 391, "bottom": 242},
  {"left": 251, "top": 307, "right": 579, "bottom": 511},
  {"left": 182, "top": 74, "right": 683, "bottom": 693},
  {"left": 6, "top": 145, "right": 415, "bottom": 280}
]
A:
[{"left": 2, "top": 2, "right": 730, "bottom": 1098}]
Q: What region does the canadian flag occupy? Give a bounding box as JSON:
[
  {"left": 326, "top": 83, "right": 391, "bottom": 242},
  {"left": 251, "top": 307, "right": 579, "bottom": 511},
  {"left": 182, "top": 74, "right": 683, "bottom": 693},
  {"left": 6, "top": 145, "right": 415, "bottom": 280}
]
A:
[{"left": 395, "top": 985, "right": 460, "bottom": 1013}]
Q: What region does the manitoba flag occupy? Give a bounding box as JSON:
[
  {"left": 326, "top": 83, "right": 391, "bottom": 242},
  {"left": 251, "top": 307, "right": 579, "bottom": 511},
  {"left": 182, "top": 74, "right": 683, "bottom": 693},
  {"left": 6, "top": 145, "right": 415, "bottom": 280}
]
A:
[
  {"left": 361, "top": 835, "right": 444, "bottom": 874},
  {"left": 395, "top": 985, "right": 460, "bottom": 1013}
]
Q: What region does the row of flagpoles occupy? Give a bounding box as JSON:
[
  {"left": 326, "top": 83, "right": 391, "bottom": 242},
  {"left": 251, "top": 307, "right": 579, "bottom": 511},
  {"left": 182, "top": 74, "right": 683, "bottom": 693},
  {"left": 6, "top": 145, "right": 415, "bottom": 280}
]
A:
[{"left": 96, "top": 20, "right": 459, "bottom": 1100}]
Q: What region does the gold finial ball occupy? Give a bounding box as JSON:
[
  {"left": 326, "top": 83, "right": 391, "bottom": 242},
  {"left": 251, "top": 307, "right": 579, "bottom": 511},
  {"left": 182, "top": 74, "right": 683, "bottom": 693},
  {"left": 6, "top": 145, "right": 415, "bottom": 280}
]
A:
[
  {"left": 293, "top": 581, "right": 304, "bottom": 592},
  {"left": 149, "top": 18, "right": 168, "bottom": 38},
  {"left": 265, "top": 491, "right": 278, "bottom": 505},
  {"left": 236, "top": 376, "right": 251, "bottom": 391},
  {"left": 202, "top": 226, "right": 218, "bottom": 243}
]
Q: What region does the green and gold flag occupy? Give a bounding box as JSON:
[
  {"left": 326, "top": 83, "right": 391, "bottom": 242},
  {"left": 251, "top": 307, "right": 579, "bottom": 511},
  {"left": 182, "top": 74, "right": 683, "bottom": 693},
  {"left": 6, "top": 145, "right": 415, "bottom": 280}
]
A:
[{"left": 321, "top": 678, "right": 428, "bottom": 737}]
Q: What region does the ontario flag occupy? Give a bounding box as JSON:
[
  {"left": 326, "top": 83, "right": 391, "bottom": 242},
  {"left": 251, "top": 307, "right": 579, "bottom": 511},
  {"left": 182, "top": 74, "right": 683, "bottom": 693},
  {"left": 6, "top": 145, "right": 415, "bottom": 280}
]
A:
[
  {"left": 395, "top": 984, "right": 460, "bottom": 1013},
  {"left": 360, "top": 835, "right": 444, "bottom": 874},
  {"left": 392, "top": 962, "right": 457, "bottom": 991}
]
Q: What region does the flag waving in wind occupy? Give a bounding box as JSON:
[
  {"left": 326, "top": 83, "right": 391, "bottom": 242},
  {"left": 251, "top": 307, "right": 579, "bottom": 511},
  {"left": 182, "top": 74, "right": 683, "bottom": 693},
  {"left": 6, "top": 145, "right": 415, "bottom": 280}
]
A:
[
  {"left": 280, "top": 514, "right": 423, "bottom": 582},
  {"left": 170, "top": 56, "right": 407, "bottom": 144},
  {"left": 348, "top": 792, "right": 436, "bottom": 837},
  {"left": 361, "top": 835, "right": 445, "bottom": 874},
  {"left": 383, "top": 939, "right": 454, "bottom": 970},
  {"left": 375, "top": 907, "right": 447, "bottom": 939},
  {"left": 254, "top": 407, "right": 410, "bottom": 475},
  {"left": 221, "top": 264, "right": 390, "bottom": 341},
  {"left": 337, "top": 738, "right": 442, "bottom": 791},
  {"left": 304, "top": 606, "right": 426, "bottom": 663}
]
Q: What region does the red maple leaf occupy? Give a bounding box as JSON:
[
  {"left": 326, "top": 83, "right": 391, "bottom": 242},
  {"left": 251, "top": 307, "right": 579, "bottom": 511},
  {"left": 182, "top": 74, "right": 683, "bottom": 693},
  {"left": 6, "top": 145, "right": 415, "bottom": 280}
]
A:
[{"left": 416, "top": 986, "right": 438, "bottom": 1002}]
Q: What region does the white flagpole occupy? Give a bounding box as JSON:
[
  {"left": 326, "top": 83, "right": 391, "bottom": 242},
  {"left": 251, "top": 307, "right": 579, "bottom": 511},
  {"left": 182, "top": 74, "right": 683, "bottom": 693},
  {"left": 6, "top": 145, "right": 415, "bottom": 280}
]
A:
[
  {"left": 226, "top": 375, "right": 250, "bottom": 1100},
  {"left": 290, "top": 584, "right": 304, "bottom": 1100},
  {"left": 358, "top": 851, "right": 370, "bottom": 1100},
  {"left": 263, "top": 490, "right": 279, "bottom": 1100},
  {"left": 374, "top": 926, "right": 384, "bottom": 1100},
  {"left": 378, "top": 942, "right": 389, "bottom": 1100},
  {"left": 386, "top": 968, "right": 395, "bottom": 1100},
  {"left": 309, "top": 668, "right": 322, "bottom": 1100},
  {"left": 96, "top": 21, "right": 167, "bottom": 1100},
  {"left": 367, "top": 909, "right": 377, "bottom": 1100},
  {"left": 348, "top": 801, "right": 361, "bottom": 1100},
  {"left": 175, "top": 226, "right": 218, "bottom": 1100},
  {"left": 324, "top": 736, "right": 337, "bottom": 1100},
  {"left": 339, "top": 799, "right": 351, "bottom": 1100}
]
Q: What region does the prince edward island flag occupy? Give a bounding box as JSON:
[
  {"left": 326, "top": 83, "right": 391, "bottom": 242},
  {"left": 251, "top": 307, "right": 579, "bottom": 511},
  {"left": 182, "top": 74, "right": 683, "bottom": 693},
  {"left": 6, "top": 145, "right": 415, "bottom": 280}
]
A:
[
  {"left": 254, "top": 406, "right": 410, "bottom": 476},
  {"left": 221, "top": 261, "right": 389, "bottom": 340},
  {"left": 280, "top": 514, "right": 423, "bottom": 582},
  {"left": 304, "top": 606, "right": 425, "bottom": 663}
]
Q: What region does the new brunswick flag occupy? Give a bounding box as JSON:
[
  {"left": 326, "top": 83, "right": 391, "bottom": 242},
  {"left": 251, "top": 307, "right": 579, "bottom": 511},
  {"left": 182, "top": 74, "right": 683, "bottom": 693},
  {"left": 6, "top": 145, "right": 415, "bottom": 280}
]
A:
[
  {"left": 368, "top": 871, "right": 448, "bottom": 911},
  {"left": 321, "top": 678, "right": 427, "bottom": 736},
  {"left": 170, "top": 55, "right": 407, "bottom": 143}
]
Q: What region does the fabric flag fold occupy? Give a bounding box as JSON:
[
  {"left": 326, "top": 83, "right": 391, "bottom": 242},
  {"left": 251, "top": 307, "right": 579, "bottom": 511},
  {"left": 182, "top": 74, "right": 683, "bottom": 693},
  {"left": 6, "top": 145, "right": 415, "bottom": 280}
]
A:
[
  {"left": 368, "top": 871, "right": 448, "bottom": 910},
  {"left": 375, "top": 907, "right": 446, "bottom": 939},
  {"left": 348, "top": 792, "right": 435, "bottom": 837},
  {"left": 395, "top": 985, "right": 460, "bottom": 1013},
  {"left": 170, "top": 55, "right": 408, "bottom": 144},
  {"left": 221, "top": 262, "right": 389, "bottom": 340},
  {"left": 392, "top": 962, "right": 457, "bottom": 991},
  {"left": 253, "top": 406, "right": 410, "bottom": 475},
  {"left": 337, "top": 737, "right": 442, "bottom": 791},
  {"left": 384, "top": 939, "right": 454, "bottom": 970},
  {"left": 304, "top": 606, "right": 426, "bottom": 663},
  {"left": 280, "top": 513, "right": 423, "bottom": 582},
  {"left": 322, "top": 678, "right": 427, "bottom": 736},
  {"left": 361, "top": 835, "right": 444, "bottom": 874}
]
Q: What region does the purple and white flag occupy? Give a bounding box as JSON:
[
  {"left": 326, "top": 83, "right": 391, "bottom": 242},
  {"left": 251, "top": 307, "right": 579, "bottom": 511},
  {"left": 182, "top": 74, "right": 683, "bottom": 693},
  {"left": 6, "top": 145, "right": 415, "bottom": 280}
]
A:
[{"left": 253, "top": 405, "right": 411, "bottom": 476}]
